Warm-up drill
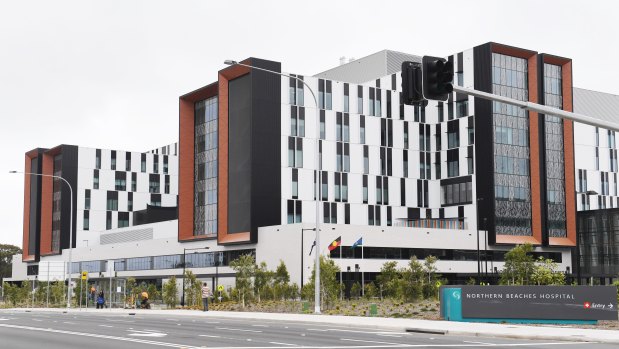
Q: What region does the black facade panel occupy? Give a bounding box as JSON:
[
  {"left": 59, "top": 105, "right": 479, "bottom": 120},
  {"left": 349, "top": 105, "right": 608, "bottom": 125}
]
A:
[
  {"left": 249, "top": 58, "right": 282, "bottom": 243},
  {"left": 228, "top": 74, "right": 252, "bottom": 235},
  {"left": 60, "top": 145, "right": 79, "bottom": 250},
  {"left": 473, "top": 44, "right": 496, "bottom": 244}
]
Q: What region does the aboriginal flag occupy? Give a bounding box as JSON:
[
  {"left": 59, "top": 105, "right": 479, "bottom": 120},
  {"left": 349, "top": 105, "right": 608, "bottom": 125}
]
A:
[{"left": 328, "top": 236, "right": 342, "bottom": 251}]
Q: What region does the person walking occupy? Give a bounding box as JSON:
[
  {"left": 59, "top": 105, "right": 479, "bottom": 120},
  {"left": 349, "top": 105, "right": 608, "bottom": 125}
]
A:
[
  {"left": 201, "top": 283, "right": 211, "bottom": 312},
  {"left": 96, "top": 291, "right": 105, "bottom": 309}
]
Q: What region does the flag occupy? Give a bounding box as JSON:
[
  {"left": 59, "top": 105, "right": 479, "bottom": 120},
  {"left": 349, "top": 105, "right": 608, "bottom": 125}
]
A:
[
  {"left": 308, "top": 240, "right": 316, "bottom": 256},
  {"left": 328, "top": 236, "right": 342, "bottom": 251},
  {"left": 351, "top": 237, "right": 363, "bottom": 248}
]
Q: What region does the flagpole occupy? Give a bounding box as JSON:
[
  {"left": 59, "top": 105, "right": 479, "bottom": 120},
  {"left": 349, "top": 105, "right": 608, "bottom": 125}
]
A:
[
  {"left": 361, "top": 240, "right": 364, "bottom": 297},
  {"left": 339, "top": 243, "right": 343, "bottom": 300}
]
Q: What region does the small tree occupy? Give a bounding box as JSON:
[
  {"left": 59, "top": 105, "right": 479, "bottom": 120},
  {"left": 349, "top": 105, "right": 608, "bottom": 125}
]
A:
[
  {"left": 500, "top": 243, "right": 536, "bottom": 285},
  {"left": 273, "top": 260, "right": 291, "bottom": 300},
  {"left": 364, "top": 282, "right": 378, "bottom": 299},
  {"left": 183, "top": 270, "right": 202, "bottom": 308},
  {"left": 350, "top": 282, "right": 361, "bottom": 299},
  {"left": 162, "top": 276, "right": 178, "bottom": 308},
  {"left": 302, "top": 255, "right": 340, "bottom": 309},
  {"left": 229, "top": 254, "right": 256, "bottom": 308},
  {"left": 376, "top": 261, "right": 400, "bottom": 299},
  {"left": 531, "top": 257, "right": 565, "bottom": 285},
  {"left": 126, "top": 277, "right": 138, "bottom": 306},
  {"left": 423, "top": 255, "right": 440, "bottom": 299},
  {"left": 254, "top": 261, "right": 272, "bottom": 302}
]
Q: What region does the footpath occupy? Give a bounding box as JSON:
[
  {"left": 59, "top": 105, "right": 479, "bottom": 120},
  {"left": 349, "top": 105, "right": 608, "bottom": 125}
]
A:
[{"left": 3, "top": 307, "right": 619, "bottom": 344}]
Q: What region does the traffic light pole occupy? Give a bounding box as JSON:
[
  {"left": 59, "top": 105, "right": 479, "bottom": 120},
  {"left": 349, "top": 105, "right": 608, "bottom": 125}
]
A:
[{"left": 452, "top": 85, "right": 619, "bottom": 132}]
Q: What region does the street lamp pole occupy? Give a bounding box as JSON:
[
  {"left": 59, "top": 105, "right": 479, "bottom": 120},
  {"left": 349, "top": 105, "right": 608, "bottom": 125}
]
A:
[
  {"left": 181, "top": 246, "right": 209, "bottom": 307},
  {"left": 301, "top": 228, "right": 315, "bottom": 290},
  {"left": 224, "top": 60, "right": 322, "bottom": 313},
  {"left": 10, "top": 170, "right": 74, "bottom": 309}
]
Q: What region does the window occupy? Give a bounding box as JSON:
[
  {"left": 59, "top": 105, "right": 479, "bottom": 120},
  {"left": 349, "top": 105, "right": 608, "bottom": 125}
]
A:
[
  {"left": 106, "top": 191, "right": 118, "bottom": 211},
  {"left": 468, "top": 117, "right": 475, "bottom": 145},
  {"left": 292, "top": 169, "right": 298, "bottom": 199},
  {"left": 83, "top": 210, "right": 89, "bottom": 231},
  {"left": 323, "top": 202, "right": 337, "bottom": 223},
  {"left": 95, "top": 149, "right": 101, "bottom": 169},
  {"left": 447, "top": 150, "right": 459, "bottom": 177},
  {"left": 151, "top": 194, "right": 161, "bottom": 207},
  {"left": 467, "top": 146, "right": 474, "bottom": 175},
  {"left": 163, "top": 155, "right": 168, "bottom": 174},
  {"left": 319, "top": 110, "right": 326, "bottom": 140},
  {"left": 404, "top": 122, "right": 409, "bottom": 149},
  {"left": 456, "top": 100, "right": 468, "bottom": 118},
  {"left": 128, "top": 192, "right": 133, "bottom": 211},
  {"left": 149, "top": 174, "right": 160, "bottom": 193},
  {"left": 288, "top": 137, "right": 303, "bottom": 168},
  {"left": 403, "top": 150, "right": 408, "bottom": 177},
  {"left": 290, "top": 106, "right": 305, "bottom": 137},
  {"left": 321, "top": 171, "right": 328, "bottom": 201},
  {"left": 369, "top": 88, "right": 375, "bottom": 116},
  {"left": 357, "top": 85, "right": 363, "bottom": 114},
  {"left": 93, "top": 169, "right": 99, "bottom": 189},
  {"left": 153, "top": 154, "right": 159, "bottom": 173},
  {"left": 131, "top": 172, "right": 137, "bottom": 191},
  {"left": 141, "top": 153, "right": 146, "bottom": 172},
  {"left": 345, "top": 204, "right": 350, "bottom": 224},
  {"left": 126, "top": 152, "right": 131, "bottom": 171},
  {"left": 165, "top": 175, "right": 170, "bottom": 194},
  {"left": 374, "top": 88, "right": 381, "bottom": 117},
  {"left": 363, "top": 175, "right": 369, "bottom": 204},
  {"left": 437, "top": 103, "right": 444, "bottom": 123},
  {"left": 318, "top": 79, "right": 332, "bottom": 110},
  {"left": 363, "top": 146, "right": 369, "bottom": 174},
  {"left": 456, "top": 72, "right": 464, "bottom": 86},
  {"left": 386, "top": 91, "right": 391, "bottom": 118},
  {"left": 111, "top": 151, "right": 116, "bottom": 170},
  {"left": 343, "top": 83, "right": 349, "bottom": 112},
  {"left": 118, "top": 212, "right": 129, "bottom": 228},
  {"left": 85, "top": 189, "right": 91, "bottom": 210},
  {"left": 448, "top": 120, "right": 459, "bottom": 149},
  {"left": 289, "top": 75, "right": 304, "bottom": 106},
  {"left": 435, "top": 152, "right": 441, "bottom": 179},
  {"left": 115, "top": 171, "right": 126, "bottom": 191},
  {"left": 359, "top": 115, "right": 365, "bottom": 144},
  {"left": 334, "top": 173, "right": 348, "bottom": 202},
  {"left": 441, "top": 180, "right": 473, "bottom": 206},
  {"left": 106, "top": 211, "right": 112, "bottom": 230}
]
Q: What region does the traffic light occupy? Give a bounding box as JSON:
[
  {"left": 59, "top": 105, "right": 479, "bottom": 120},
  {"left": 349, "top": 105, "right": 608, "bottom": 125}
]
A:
[
  {"left": 422, "top": 56, "right": 453, "bottom": 101},
  {"left": 401, "top": 61, "right": 423, "bottom": 105}
]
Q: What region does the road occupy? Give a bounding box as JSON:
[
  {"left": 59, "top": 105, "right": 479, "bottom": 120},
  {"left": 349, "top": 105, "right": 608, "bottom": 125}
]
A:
[{"left": 0, "top": 310, "right": 614, "bottom": 349}]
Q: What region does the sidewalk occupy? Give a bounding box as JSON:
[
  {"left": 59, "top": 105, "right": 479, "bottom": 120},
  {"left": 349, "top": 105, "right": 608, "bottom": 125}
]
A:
[{"left": 3, "top": 307, "right": 619, "bottom": 344}]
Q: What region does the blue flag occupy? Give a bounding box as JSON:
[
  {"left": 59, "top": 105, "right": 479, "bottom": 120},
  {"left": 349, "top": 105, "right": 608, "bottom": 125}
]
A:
[{"left": 351, "top": 237, "right": 363, "bottom": 248}]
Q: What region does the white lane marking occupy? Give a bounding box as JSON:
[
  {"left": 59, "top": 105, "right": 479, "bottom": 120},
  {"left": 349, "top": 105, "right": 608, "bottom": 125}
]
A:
[
  {"left": 215, "top": 327, "right": 263, "bottom": 333},
  {"left": 63, "top": 322, "right": 77, "bottom": 325},
  {"left": 106, "top": 319, "right": 134, "bottom": 323},
  {"left": 181, "top": 343, "right": 591, "bottom": 349},
  {"left": 341, "top": 338, "right": 407, "bottom": 346},
  {"left": 205, "top": 321, "right": 220, "bottom": 324},
  {"left": 463, "top": 341, "right": 495, "bottom": 345},
  {"left": 269, "top": 342, "right": 297, "bottom": 346},
  {"left": 307, "top": 328, "right": 328, "bottom": 332},
  {"left": 0, "top": 323, "right": 198, "bottom": 348},
  {"left": 166, "top": 318, "right": 178, "bottom": 321},
  {"left": 32, "top": 319, "right": 43, "bottom": 322},
  {"left": 252, "top": 324, "right": 269, "bottom": 327},
  {"left": 128, "top": 332, "right": 168, "bottom": 338},
  {"left": 199, "top": 334, "right": 221, "bottom": 338},
  {"left": 376, "top": 334, "right": 403, "bottom": 338},
  {"left": 310, "top": 328, "right": 403, "bottom": 335},
  {"left": 99, "top": 325, "right": 113, "bottom": 328}
]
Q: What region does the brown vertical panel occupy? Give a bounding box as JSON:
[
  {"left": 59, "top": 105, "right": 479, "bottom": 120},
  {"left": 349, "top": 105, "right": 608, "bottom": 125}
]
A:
[
  {"left": 178, "top": 97, "right": 195, "bottom": 241},
  {"left": 527, "top": 54, "right": 543, "bottom": 245},
  {"left": 22, "top": 154, "right": 33, "bottom": 262},
  {"left": 39, "top": 152, "right": 54, "bottom": 256},
  {"left": 553, "top": 59, "right": 576, "bottom": 246}
]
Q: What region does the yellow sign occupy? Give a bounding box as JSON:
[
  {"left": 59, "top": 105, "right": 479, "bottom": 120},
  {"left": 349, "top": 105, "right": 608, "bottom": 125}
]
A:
[
  {"left": 81, "top": 271, "right": 88, "bottom": 280},
  {"left": 217, "top": 285, "right": 224, "bottom": 292}
]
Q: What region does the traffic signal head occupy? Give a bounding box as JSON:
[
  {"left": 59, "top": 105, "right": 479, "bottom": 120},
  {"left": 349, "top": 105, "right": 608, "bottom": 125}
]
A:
[
  {"left": 401, "top": 61, "right": 424, "bottom": 105},
  {"left": 422, "top": 56, "right": 453, "bottom": 101}
]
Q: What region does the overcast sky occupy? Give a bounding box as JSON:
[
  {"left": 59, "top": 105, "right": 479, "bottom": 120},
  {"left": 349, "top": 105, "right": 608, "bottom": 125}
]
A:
[{"left": 1, "top": 0, "right": 618, "bottom": 247}]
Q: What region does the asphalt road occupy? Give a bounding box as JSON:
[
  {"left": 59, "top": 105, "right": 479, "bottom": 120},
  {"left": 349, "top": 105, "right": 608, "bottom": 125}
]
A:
[{"left": 0, "top": 311, "right": 614, "bottom": 349}]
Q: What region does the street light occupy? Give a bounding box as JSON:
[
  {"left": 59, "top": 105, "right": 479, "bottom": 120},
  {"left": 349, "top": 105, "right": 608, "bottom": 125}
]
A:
[
  {"left": 224, "top": 59, "right": 322, "bottom": 314},
  {"left": 300, "top": 228, "right": 316, "bottom": 290},
  {"left": 10, "top": 170, "right": 74, "bottom": 309},
  {"left": 181, "top": 246, "right": 209, "bottom": 307}
]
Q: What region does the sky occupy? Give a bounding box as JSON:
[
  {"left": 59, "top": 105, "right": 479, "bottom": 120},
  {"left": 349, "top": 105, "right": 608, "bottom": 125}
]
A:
[{"left": 1, "top": 0, "right": 618, "bottom": 247}]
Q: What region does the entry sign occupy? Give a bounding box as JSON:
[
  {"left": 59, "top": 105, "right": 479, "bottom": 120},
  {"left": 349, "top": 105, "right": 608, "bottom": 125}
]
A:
[
  {"left": 217, "top": 285, "right": 224, "bottom": 292},
  {"left": 461, "top": 286, "right": 618, "bottom": 321},
  {"left": 81, "top": 271, "right": 88, "bottom": 280}
]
